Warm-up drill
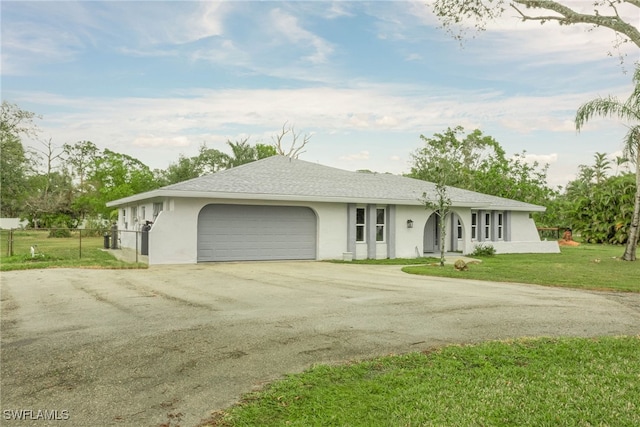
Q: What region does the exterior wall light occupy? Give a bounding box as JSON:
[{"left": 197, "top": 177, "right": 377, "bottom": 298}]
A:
[{"left": 407, "top": 219, "right": 414, "bottom": 229}]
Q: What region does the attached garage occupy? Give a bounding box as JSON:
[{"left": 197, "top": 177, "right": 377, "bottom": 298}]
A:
[{"left": 197, "top": 204, "right": 317, "bottom": 262}]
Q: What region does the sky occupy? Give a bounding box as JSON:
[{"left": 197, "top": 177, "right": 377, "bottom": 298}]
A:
[{"left": 2, "top": 0, "right": 639, "bottom": 189}]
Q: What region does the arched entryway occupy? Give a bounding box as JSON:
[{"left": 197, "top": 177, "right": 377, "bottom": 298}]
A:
[{"left": 423, "top": 213, "right": 439, "bottom": 254}]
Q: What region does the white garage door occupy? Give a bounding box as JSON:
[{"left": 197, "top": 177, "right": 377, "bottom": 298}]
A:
[{"left": 197, "top": 204, "right": 317, "bottom": 262}]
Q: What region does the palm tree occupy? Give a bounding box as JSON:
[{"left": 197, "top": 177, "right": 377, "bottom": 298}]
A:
[{"left": 575, "top": 67, "right": 640, "bottom": 261}]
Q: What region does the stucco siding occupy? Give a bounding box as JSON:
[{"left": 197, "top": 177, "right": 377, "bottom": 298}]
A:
[
  {"left": 491, "top": 241, "right": 560, "bottom": 254},
  {"left": 508, "top": 212, "right": 542, "bottom": 241},
  {"left": 115, "top": 196, "right": 554, "bottom": 264},
  {"left": 149, "top": 210, "right": 195, "bottom": 264},
  {"left": 142, "top": 198, "right": 348, "bottom": 264}
]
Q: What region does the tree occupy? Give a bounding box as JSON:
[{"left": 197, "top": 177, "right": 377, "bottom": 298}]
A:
[
  {"left": 592, "top": 152, "right": 612, "bottom": 184},
  {"left": 0, "top": 133, "right": 31, "bottom": 217},
  {"left": 409, "top": 127, "right": 557, "bottom": 207},
  {"left": 224, "top": 139, "right": 278, "bottom": 168},
  {"left": 575, "top": 66, "right": 640, "bottom": 261},
  {"left": 421, "top": 183, "right": 452, "bottom": 267},
  {"left": 82, "top": 149, "right": 160, "bottom": 218},
  {"left": 273, "top": 122, "right": 311, "bottom": 158},
  {"left": 23, "top": 170, "right": 75, "bottom": 228},
  {"left": 0, "top": 101, "right": 39, "bottom": 141},
  {"left": 63, "top": 140, "right": 99, "bottom": 190},
  {"left": 225, "top": 138, "right": 258, "bottom": 168},
  {"left": 431, "top": 1, "right": 640, "bottom": 49},
  {"left": 0, "top": 101, "right": 40, "bottom": 217}
]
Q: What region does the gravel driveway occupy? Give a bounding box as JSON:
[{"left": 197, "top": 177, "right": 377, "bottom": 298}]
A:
[{"left": 2, "top": 262, "right": 639, "bottom": 426}]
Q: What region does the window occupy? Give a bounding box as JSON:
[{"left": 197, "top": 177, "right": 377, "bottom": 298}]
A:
[
  {"left": 376, "top": 208, "right": 385, "bottom": 242},
  {"left": 484, "top": 212, "right": 491, "bottom": 240},
  {"left": 457, "top": 219, "right": 463, "bottom": 239},
  {"left": 356, "top": 208, "right": 365, "bottom": 242},
  {"left": 153, "top": 202, "right": 163, "bottom": 220},
  {"left": 497, "top": 212, "right": 504, "bottom": 240},
  {"left": 141, "top": 206, "right": 146, "bottom": 220},
  {"left": 471, "top": 212, "right": 477, "bottom": 240},
  {"left": 132, "top": 207, "right": 138, "bottom": 224}
]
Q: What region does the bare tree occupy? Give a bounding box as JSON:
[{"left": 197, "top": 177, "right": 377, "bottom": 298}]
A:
[
  {"left": 33, "top": 137, "right": 65, "bottom": 197},
  {"left": 272, "top": 122, "right": 312, "bottom": 159},
  {"left": 431, "top": 1, "right": 640, "bottom": 50}
]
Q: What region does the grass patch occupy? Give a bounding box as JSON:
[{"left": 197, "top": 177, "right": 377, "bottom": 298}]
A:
[
  {"left": 208, "top": 336, "right": 640, "bottom": 427},
  {"left": 402, "top": 244, "right": 639, "bottom": 292},
  {"left": 0, "top": 230, "right": 146, "bottom": 271}
]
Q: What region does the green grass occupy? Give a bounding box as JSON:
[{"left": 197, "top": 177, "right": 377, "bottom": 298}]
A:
[
  {"left": 0, "top": 230, "right": 146, "bottom": 271},
  {"left": 208, "top": 336, "right": 640, "bottom": 427},
  {"left": 402, "top": 244, "right": 640, "bottom": 292}
]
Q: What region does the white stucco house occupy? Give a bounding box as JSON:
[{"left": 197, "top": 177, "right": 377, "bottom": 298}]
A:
[{"left": 106, "top": 155, "right": 559, "bottom": 265}]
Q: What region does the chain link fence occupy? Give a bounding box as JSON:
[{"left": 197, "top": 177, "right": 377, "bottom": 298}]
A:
[{"left": 1, "top": 228, "right": 147, "bottom": 263}]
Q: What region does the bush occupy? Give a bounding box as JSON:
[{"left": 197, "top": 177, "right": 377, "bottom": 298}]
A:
[
  {"left": 82, "top": 217, "right": 109, "bottom": 237},
  {"left": 470, "top": 243, "right": 496, "bottom": 257},
  {"left": 48, "top": 226, "right": 72, "bottom": 238}
]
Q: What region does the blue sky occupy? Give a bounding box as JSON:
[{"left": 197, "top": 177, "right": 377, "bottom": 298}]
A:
[{"left": 2, "top": 1, "right": 639, "bottom": 188}]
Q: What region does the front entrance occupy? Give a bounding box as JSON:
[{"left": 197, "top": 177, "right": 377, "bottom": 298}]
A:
[{"left": 423, "top": 213, "right": 439, "bottom": 254}]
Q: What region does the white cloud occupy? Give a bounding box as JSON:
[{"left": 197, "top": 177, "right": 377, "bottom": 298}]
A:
[
  {"left": 519, "top": 153, "right": 559, "bottom": 165},
  {"left": 340, "top": 151, "right": 370, "bottom": 161},
  {"left": 133, "top": 135, "right": 191, "bottom": 148},
  {"left": 269, "top": 8, "right": 334, "bottom": 64}
]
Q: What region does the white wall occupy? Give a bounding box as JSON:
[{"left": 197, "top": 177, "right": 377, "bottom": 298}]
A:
[
  {"left": 491, "top": 241, "right": 560, "bottom": 254},
  {"left": 0, "top": 218, "right": 29, "bottom": 229},
  {"left": 143, "top": 198, "right": 349, "bottom": 265},
  {"left": 115, "top": 198, "right": 558, "bottom": 264},
  {"left": 508, "top": 212, "right": 542, "bottom": 241}
]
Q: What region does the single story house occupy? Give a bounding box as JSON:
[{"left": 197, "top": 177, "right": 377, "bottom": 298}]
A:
[{"left": 107, "top": 155, "right": 559, "bottom": 265}]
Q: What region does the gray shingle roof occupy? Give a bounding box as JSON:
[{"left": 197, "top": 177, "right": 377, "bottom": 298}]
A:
[{"left": 108, "top": 155, "right": 544, "bottom": 211}]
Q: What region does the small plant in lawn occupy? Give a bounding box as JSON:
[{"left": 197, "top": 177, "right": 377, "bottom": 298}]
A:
[{"left": 470, "top": 243, "right": 496, "bottom": 257}]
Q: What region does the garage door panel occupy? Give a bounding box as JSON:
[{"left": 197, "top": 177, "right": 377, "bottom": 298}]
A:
[{"left": 198, "top": 205, "right": 317, "bottom": 262}]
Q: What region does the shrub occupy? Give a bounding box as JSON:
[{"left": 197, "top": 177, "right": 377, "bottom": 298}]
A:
[
  {"left": 82, "top": 217, "right": 109, "bottom": 237},
  {"left": 48, "top": 226, "right": 72, "bottom": 238},
  {"left": 470, "top": 243, "right": 496, "bottom": 257}
]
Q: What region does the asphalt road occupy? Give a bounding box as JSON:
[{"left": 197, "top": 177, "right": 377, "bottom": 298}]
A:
[{"left": 2, "top": 262, "right": 639, "bottom": 426}]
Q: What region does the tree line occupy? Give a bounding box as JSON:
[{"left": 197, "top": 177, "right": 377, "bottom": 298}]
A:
[
  {"left": 1, "top": 99, "right": 637, "bottom": 259},
  {"left": 0, "top": 101, "right": 308, "bottom": 228}
]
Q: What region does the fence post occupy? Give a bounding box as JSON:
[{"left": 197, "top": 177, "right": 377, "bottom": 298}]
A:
[
  {"left": 79, "top": 228, "right": 82, "bottom": 259},
  {"left": 8, "top": 229, "right": 14, "bottom": 257},
  {"left": 135, "top": 231, "right": 139, "bottom": 264}
]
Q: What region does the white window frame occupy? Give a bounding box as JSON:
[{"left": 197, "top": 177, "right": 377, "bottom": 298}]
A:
[
  {"left": 497, "top": 212, "right": 504, "bottom": 240},
  {"left": 356, "top": 207, "right": 366, "bottom": 242},
  {"left": 484, "top": 212, "right": 491, "bottom": 240},
  {"left": 153, "top": 202, "right": 163, "bottom": 220},
  {"left": 471, "top": 212, "right": 477, "bottom": 240},
  {"left": 375, "top": 208, "right": 385, "bottom": 242},
  {"left": 457, "top": 219, "right": 463, "bottom": 240}
]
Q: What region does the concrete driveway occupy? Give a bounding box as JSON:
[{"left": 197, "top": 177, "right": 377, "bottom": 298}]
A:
[{"left": 2, "top": 262, "right": 639, "bottom": 426}]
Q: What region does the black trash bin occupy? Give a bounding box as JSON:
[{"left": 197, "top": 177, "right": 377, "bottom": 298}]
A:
[
  {"left": 103, "top": 233, "right": 110, "bottom": 249},
  {"left": 141, "top": 222, "right": 151, "bottom": 255}
]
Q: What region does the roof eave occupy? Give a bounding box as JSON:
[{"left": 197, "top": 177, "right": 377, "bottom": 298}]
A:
[{"left": 107, "top": 190, "right": 545, "bottom": 212}]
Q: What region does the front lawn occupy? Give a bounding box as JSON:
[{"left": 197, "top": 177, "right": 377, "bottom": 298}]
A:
[
  {"left": 402, "top": 244, "right": 639, "bottom": 292},
  {"left": 207, "top": 336, "right": 640, "bottom": 426},
  {"left": 0, "top": 229, "right": 146, "bottom": 271}
]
